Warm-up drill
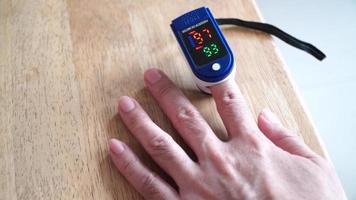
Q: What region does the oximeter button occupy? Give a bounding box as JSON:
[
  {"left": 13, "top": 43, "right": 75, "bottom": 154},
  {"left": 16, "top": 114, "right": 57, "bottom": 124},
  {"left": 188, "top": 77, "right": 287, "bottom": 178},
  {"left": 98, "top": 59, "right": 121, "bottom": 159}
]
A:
[{"left": 212, "top": 63, "right": 221, "bottom": 71}]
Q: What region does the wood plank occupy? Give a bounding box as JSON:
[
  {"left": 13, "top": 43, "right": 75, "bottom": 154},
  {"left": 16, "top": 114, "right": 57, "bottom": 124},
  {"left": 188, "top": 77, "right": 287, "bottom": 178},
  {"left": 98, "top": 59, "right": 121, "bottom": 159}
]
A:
[{"left": 0, "top": 0, "right": 326, "bottom": 199}]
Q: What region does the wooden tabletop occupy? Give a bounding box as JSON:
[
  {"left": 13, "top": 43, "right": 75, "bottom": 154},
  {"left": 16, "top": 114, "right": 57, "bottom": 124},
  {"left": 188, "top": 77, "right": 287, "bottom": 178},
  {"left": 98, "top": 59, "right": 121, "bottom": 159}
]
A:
[{"left": 0, "top": 0, "right": 327, "bottom": 199}]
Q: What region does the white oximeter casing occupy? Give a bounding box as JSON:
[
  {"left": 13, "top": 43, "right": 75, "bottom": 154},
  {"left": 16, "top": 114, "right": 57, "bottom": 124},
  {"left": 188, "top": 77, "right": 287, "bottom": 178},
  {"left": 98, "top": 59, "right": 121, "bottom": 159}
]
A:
[{"left": 171, "top": 7, "right": 236, "bottom": 93}]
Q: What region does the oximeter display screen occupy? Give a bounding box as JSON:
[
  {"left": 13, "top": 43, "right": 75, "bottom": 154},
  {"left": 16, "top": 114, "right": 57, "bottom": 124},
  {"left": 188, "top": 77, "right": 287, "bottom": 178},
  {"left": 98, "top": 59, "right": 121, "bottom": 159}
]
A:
[{"left": 182, "top": 20, "right": 227, "bottom": 66}]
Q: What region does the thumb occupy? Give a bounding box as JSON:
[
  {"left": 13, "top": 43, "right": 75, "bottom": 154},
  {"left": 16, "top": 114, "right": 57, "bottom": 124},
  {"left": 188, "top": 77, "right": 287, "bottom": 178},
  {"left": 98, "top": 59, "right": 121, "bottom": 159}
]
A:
[{"left": 257, "top": 109, "right": 317, "bottom": 159}]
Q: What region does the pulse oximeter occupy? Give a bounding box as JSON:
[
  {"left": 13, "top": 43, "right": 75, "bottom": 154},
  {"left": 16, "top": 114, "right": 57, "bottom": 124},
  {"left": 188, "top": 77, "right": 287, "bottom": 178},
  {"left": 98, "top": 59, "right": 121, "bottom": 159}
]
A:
[{"left": 171, "top": 7, "right": 236, "bottom": 93}]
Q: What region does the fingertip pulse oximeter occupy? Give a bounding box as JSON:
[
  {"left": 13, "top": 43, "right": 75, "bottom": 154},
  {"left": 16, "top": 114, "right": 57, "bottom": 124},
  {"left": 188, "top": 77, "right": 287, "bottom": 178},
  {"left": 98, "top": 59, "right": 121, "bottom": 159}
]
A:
[{"left": 171, "top": 7, "right": 236, "bottom": 93}]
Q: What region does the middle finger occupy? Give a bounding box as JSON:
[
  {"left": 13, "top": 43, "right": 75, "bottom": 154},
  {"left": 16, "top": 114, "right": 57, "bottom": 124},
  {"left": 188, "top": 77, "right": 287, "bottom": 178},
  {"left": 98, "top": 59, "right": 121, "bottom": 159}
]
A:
[{"left": 144, "top": 68, "right": 220, "bottom": 158}]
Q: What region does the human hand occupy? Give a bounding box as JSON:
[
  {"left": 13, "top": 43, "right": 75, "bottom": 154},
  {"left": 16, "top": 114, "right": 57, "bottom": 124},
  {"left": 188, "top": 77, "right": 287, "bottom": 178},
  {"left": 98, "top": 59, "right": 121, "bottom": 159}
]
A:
[{"left": 109, "top": 68, "right": 346, "bottom": 200}]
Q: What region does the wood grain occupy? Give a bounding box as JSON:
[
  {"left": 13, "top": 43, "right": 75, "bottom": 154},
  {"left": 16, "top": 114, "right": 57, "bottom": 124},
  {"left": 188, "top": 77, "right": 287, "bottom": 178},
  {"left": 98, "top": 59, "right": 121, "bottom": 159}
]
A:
[{"left": 0, "top": 0, "right": 326, "bottom": 199}]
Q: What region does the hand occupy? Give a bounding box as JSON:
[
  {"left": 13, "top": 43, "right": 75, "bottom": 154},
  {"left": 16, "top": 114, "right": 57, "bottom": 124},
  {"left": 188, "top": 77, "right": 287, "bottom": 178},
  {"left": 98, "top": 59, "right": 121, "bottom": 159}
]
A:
[{"left": 109, "top": 68, "right": 346, "bottom": 200}]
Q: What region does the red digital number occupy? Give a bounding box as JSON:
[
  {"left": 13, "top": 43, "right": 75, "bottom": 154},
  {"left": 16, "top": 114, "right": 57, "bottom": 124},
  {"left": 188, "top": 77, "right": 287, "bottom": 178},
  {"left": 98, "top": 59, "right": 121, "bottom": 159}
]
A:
[
  {"left": 189, "top": 30, "right": 203, "bottom": 50},
  {"left": 189, "top": 31, "right": 203, "bottom": 44},
  {"left": 202, "top": 28, "right": 212, "bottom": 38}
]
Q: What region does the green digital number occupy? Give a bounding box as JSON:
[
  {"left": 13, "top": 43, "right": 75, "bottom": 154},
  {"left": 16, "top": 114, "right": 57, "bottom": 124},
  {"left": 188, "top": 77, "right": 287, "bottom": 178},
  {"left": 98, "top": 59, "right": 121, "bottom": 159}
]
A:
[
  {"left": 210, "top": 43, "right": 219, "bottom": 55},
  {"left": 202, "top": 43, "right": 219, "bottom": 58},
  {"left": 203, "top": 46, "right": 212, "bottom": 57}
]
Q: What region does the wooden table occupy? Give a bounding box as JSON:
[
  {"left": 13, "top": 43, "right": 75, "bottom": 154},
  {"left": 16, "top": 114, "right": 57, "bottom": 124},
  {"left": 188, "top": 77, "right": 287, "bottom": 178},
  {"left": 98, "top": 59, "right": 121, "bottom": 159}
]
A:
[{"left": 0, "top": 0, "right": 327, "bottom": 199}]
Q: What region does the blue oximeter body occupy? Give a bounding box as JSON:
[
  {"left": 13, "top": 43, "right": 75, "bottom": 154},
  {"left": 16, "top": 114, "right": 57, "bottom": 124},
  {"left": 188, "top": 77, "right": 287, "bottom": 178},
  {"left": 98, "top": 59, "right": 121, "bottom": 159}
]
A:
[{"left": 171, "top": 7, "right": 235, "bottom": 93}]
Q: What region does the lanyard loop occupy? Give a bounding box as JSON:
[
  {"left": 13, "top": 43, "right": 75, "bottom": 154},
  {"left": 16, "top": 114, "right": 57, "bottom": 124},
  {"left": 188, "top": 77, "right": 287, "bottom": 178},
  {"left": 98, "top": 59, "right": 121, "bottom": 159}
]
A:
[{"left": 216, "top": 18, "right": 326, "bottom": 61}]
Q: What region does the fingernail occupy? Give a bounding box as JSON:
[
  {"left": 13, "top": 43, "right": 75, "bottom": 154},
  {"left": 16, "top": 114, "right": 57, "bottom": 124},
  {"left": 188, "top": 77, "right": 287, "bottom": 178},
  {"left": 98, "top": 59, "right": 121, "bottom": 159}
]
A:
[
  {"left": 109, "top": 139, "right": 125, "bottom": 155},
  {"left": 145, "top": 69, "right": 162, "bottom": 84},
  {"left": 118, "top": 96, "right": 135, "bottom": 113},
  {"left": 262, "top": 109, "right": 281, "bottom": 124}
]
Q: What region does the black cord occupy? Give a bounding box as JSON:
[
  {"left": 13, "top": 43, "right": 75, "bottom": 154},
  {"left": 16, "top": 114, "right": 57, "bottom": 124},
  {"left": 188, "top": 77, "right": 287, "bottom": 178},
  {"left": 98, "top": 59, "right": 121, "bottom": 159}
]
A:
[{"left": 216, "top": 18, "right": 326, "bottom": 61}]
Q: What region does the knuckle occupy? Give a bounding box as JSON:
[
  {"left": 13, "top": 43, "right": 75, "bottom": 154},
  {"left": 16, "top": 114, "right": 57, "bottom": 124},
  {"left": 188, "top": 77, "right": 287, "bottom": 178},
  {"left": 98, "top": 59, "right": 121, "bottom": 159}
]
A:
[
  {"left": 204, "top": 143, "right": 224, "bottom": 162},
  {"left": 176, "top": 106, "right": 199, "bottom": 124},
  {"left": 249, "top": 132, "right": 263, "bottom": 147},
  {"left": 222, "top": 90, "right": 239, "bottom": 106},
  {"left": 129, "top": 113, "right": 150, "bottom": 133},
  {"left": 121, "top": 157, "right": 139, "bottom": 177},
  {"left": 205, "top": 146, "right": 236, "bottom": 177},
  {"left": 157, "top": 81, "right": 176, "bottom": 98},
  {"left": 243, "top": 132, "right": 267, "bottom": 157},
  {"left": 222, "top": 90, "right": 246, "bottom": 107},
  {"left": 220, "top": 90, "right": 247, "bottom": 116},
  {"left": 207, "top": 147, "right": 225, "bottom": 162},
  {"left": 147, "top": 135, "right": 172, "bottom": 158},
  {"left": 140, "top": 174, "right": 161, "bottom": 199},
  {"left": 175, "top": 106, "right": 209, "bottom": 138},
  {"left": 310, "top": 156, "right": 326, "bottom": 166},
  {"left": 275, "top": 134, "right": 297, "bottom": 146}
]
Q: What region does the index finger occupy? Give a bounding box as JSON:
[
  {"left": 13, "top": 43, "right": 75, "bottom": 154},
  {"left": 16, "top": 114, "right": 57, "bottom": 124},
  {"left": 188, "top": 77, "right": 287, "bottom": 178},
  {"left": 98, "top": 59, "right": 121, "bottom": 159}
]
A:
[{"left": 210, "top": 79, "right": 259, "bottom": 137}]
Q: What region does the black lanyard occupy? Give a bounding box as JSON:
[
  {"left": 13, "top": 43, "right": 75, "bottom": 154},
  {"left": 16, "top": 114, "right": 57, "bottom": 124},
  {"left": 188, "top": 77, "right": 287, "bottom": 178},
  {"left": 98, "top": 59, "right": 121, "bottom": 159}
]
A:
[{"left": 216, "top": 18, "right": 326, "bottom": 61}]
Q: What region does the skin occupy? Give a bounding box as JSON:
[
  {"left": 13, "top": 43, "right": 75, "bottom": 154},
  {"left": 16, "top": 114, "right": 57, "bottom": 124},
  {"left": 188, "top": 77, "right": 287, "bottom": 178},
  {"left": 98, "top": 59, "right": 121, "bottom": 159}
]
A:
[{"left": 109, "top": 68, "right": 346, "bottom": 200}]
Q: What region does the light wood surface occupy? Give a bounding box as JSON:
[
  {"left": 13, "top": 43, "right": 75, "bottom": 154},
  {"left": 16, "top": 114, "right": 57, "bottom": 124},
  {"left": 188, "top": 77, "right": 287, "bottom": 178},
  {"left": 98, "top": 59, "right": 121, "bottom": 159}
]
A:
[{"left": 0, "top": 0, "right": 327, "bottom": 199}]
